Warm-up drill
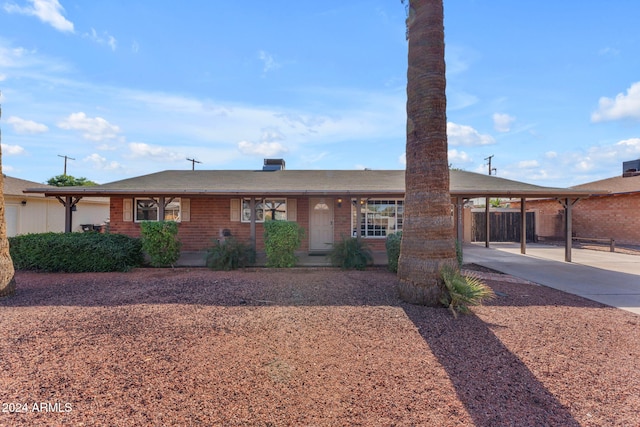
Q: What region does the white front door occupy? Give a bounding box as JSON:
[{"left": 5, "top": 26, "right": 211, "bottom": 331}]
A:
[{"left": 309, "top": 198, "right": 334, "bottom": 252}]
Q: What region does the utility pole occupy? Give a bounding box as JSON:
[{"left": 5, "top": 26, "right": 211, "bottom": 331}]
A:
[
  {"left": 484, "top": 155, "right": 496, "bottom": 175},
  {"left": 58, "top": 155, "right": 75, "bottom": 175},
  {"left": 186, "top": 158, "right": 201, "bottom": 170}
]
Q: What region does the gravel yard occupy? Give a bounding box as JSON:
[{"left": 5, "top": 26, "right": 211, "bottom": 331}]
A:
[{"left": 1, "top": 267, "right": 639, "bottom": 426}]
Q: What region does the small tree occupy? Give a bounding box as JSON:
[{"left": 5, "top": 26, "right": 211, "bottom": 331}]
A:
[
  {"left": 47, "top": 174, "right": 97, "bottom": 187},
  {"left": 263, "top": 220, "right": 305, "bottom": 268},
  {"left": 140, "top": 221, "right": 182, "bottom": 267}
]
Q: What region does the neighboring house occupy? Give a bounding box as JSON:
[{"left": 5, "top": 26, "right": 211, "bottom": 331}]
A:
[
  {"left": 516, "top": 170, "right": 640, "bottom": 246},
  {"left": 4, "top": 175, "right": 109, "bottom": 237},
  {"left": 24, "top": 160, "right": 597, "bottom": 256}
]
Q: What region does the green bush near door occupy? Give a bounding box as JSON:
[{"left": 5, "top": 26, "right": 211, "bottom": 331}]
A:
[{"left": 263, "top": 220, "right": 305, "bottom": 268}]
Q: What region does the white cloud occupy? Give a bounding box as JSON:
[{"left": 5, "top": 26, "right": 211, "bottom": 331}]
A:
[
  {"left": 4, "top": 0, "right": 74, "bottom": 33},
  {"left": 1, "top": 143, "right": 25, "bottom": 155},
  {"left": 447, "top": 122, "right": 495, "bottom": 146},
  {"left": 237, "top": 140, "right": 288, "bottom": 157},
  {"left": 613, "top": 137, "right": 640, "bottom": 157},
  {"left": 57, "top": 112, "right": 121, "bottom": 142},
  {"left": 83, "top": 28, "right": 117, "bottom": 51},
  {"left": 84, "top": 153, "right": 123, "bottom": 171},
  {"left": 0, "top": 73, "right": 6, "bottom": 81},
  {"left": 258, "top": 50, "right": 281, "bottom": 74},
  {"left": 535, "top": 137, "right": 640, "bottom": 182},
  {"left": 398, "top": 152, "right": 406, "bottom": 166},
  {"left": 6, "top": 116, "right": 48, "bottom": 133},
  {"left": 598, "top": 46, "right": 620, "bottom": 56},
  {"left": 516, "top": 160, "right": 539, "bottom": 169},
  {"left": 126, "top": 142, "right": 182, "bottom": 161},
  {"left": 260, "top": 128, "right": 285, "bottom": 142},
  {"left": 591, "top": 82, "right": 640, "bottom": 122},
  {"left": 448, "top": 149, "right": 471, "bottom": 164},
  {"left": 492, "top": 113, "right": 515, "bottom": 133}
]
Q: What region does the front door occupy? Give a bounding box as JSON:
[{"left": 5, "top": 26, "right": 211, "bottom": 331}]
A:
[{"left": 309, "top": 198, "right": 334, "bottom": 252}]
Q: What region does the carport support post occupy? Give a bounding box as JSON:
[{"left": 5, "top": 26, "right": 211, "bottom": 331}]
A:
[
  {"left": 485, "top": 197, "right": 490, "bottom": 248},
  {"left": 56, "top": 196, "right": 81, "bottom": 233},
  {"left": 64, "top": 196, "right": 73, "bottom": 233},
  {"left": 564, "top": 198, "right": 573, "bottom": 262},
  {"left": 520, "top": 198, "right": 526, "bottom": 254},
  {"left": 158, "top": 197, "right": 165, "bottom": 222}
]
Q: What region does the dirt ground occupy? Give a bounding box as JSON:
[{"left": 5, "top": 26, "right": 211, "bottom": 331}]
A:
[{"left": 1, "top": 266, "right": 639, "bottom": 426}]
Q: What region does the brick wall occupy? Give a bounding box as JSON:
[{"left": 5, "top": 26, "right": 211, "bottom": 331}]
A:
[
  {"left": 109, "top": 196, "right": 394, "bottom": 253},
  {"left": 573, "top": 194, "right": 640, "bottom": 245},
  {"left": 513, "top": 194, "right": 640, "bottom": 245}
]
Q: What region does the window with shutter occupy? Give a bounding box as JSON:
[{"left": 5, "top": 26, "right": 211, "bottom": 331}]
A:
[
  {"left": 123, "top": 199, "right": 133, "bottom": 222},
  {"left": 230, "top": 199, "right": 241, "bottom": 222}
]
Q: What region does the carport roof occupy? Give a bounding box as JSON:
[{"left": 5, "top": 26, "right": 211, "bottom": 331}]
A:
[{"left": 24, "top": 169, "right": 602, "bottom": 199}]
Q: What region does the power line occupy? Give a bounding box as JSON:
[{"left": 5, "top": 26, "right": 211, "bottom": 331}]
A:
[
  {"left": 58, "top": 154, "right": 75, "bottom": 175},
  {"left": 484, "top": 155, "right": 496, "bottom": 175},
  {"left": 186, "top": 158, "right": 202, "bottom": 170}
]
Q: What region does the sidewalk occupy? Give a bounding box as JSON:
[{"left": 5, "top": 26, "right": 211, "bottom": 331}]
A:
[{"left": 463, "top": 243, "right": 640, "bottom": 315}]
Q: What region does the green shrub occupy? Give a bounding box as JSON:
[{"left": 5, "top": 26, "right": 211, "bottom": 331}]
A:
[
  {"left": 140, "top": 221, "right": 182, "bottom": 267},
  {"left": 206, "top": 237, "right": 256, "bottom": 270},
  {"left": 385, "top": 231, "right": 402, "bottom": 273},
  {"left": 329, "top": 235, "right": 373, "bottom": 270},
  {"left": 263, "top": 220, "right": 305, "bottom": 268},
  {"left": 439, "top": 265, "right": 495, "bottom": 317},
  {"left": 9, "top": 232, "right": 143, "bottom": 272}
]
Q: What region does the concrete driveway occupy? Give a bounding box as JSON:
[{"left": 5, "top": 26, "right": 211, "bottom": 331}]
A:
[{"left": 463, "top": 242, "right": 640, "bottom": 315}]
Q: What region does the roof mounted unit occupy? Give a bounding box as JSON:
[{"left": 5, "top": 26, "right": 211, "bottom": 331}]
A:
[
  {"left": 623, "top": 159, "right": 640, "bottom": 178},
  {"left": 263, "top": 158, "right": 285, "bottom": 171}
]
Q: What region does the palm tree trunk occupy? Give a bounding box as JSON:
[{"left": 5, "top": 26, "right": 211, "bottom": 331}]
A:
[
  {"left": 0, "top": 102, "right": 17, "bottom": 297},
  {"left": 398, "top": 0, "right": 457, "bottom": 305}
]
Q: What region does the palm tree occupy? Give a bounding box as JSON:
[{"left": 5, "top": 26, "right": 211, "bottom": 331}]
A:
[
  {"left": 0, "top": 98, "right": 17, "bottom": 297},
  {"left": 397, "top": 0, "right": 457, "bottom": 305}
]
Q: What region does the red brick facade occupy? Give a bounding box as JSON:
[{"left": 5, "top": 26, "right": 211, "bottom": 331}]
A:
[{"left": 109, "top": 196, "right": 391, "bottom": 252}]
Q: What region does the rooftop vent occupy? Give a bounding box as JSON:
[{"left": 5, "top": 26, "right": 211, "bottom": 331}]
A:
[
  {"left": 263, "top": 158, "right": 285, "bottom": 171},
  {"left": 623, "top": 159, "right": 640, "bottom": 178}
]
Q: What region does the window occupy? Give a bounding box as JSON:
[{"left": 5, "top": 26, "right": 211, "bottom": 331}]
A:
[
  {"left": 164, "top": 199, "right": 181, "bottom": 221},
  {"left": 136, "top": 198, "right": 158, "bottom": 221},
  {"left": 135, "top": 197, "right": 182, "bottom": 222},
  {"left": 242, "top": 198, "right": 287, "bottom": 222},
  {"left": 352, "top": 199, "right": 403, "bottom": 238}
]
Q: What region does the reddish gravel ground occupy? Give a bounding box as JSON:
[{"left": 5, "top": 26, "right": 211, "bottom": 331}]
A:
[{"left": 1, "top": 266, "right": 639, "bottom": 426}]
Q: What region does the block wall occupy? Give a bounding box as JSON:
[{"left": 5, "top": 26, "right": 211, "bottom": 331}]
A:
[{"left": 514, "top": 194, "right": 640, "bottom": 245}]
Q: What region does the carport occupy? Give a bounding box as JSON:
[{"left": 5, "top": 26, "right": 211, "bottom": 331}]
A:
[{"left": 449, "top": 172, "right": 603, "bottom": 262}]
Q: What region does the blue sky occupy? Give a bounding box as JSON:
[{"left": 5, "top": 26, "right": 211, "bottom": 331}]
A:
[{"left": 1, "top": 1, "right": 639, "bottom": 187}]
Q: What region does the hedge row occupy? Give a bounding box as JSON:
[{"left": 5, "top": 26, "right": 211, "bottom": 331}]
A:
[{"left": 9, "top": 232, "right": 144, "bottom": 272}]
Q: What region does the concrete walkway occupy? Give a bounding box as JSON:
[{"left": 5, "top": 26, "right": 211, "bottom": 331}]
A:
[{"left": 463, "top": 242, "right": 640, "bottom": 315}]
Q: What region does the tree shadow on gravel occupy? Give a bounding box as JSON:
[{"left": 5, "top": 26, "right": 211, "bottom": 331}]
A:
[
  {"left": 402, "top": 304, "right": 581, "bottom": 426},
  {"left": 2, "top": 268, "right": 607, "bottom": 425}
]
